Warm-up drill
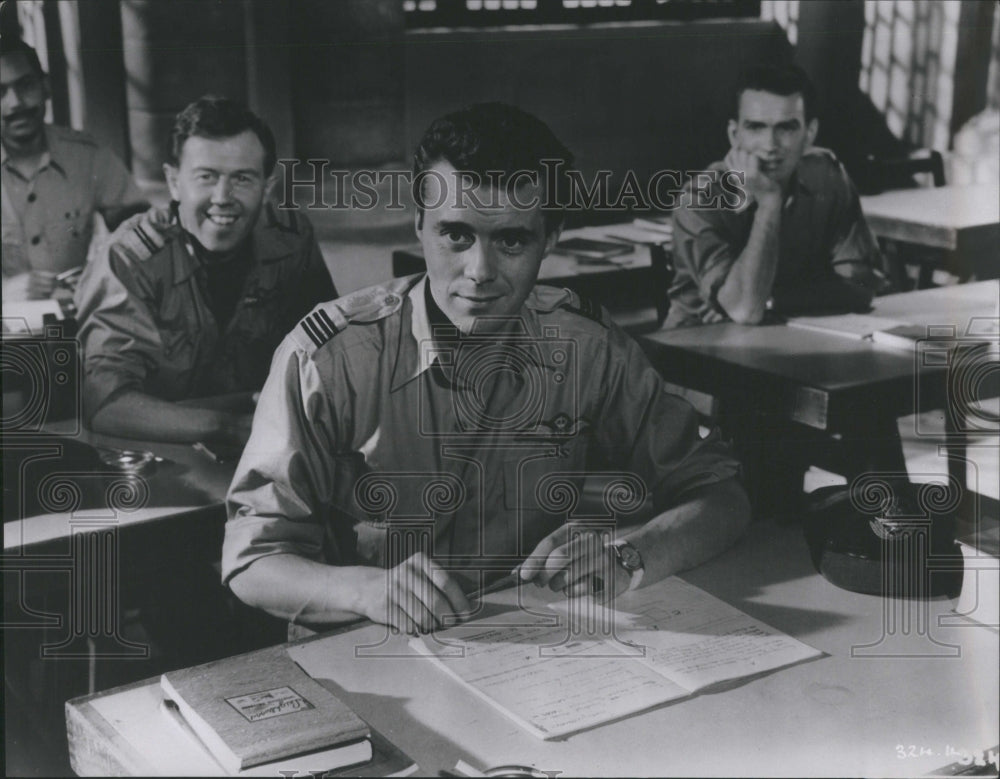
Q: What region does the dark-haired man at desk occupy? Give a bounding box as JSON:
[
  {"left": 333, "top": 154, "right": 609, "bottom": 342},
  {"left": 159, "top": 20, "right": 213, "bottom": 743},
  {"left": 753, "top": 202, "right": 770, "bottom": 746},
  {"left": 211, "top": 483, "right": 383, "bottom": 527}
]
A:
[
  {"left": 666, "top": 63, "right": 889, "bottom": 328},
  {"left": 1, "top": 37, "right": 147, "bottom": 302},
  {"left": 75, "top": 96, "right": 336, "bottom": 447},
  {"left": 223, "top": 103, "right": 749, "bottom": 636}
]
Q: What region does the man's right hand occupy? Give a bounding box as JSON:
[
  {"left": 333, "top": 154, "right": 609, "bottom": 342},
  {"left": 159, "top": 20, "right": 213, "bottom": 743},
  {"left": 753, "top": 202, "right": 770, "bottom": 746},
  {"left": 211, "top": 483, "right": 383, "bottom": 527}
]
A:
[
  {"left": 361, "top": 552, "right": 472, "bottom": 634},
  {"left": 26, "top": 270, "right": 57, "bottom": 300},
  {"left": 725, "top": 147, "right": 782, "bottom": 206}
]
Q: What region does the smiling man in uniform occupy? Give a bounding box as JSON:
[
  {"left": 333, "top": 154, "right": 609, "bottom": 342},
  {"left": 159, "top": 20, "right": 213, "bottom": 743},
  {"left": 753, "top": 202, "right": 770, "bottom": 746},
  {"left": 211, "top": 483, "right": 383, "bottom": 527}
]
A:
[
  {"left": 223, "top": 103, "right": 749, "bottom": 636},
  {"left": 75, "top": 96, "right": 337, "bottom": 445}
]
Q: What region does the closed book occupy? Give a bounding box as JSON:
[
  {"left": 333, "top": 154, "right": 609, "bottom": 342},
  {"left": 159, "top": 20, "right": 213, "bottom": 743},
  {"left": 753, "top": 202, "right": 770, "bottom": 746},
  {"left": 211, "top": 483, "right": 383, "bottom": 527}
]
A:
[
  {"left": 160, "top": 646, "right": 370, "bottom": 774},
  {"left": 553, "top": 237, "right": 632, "bottom": 261},
  {"left": 632, "top": 214, "right": 674, "bottom": 235},
  {"left": 870, "top": 323, "right": 949, "bottom": 350}
]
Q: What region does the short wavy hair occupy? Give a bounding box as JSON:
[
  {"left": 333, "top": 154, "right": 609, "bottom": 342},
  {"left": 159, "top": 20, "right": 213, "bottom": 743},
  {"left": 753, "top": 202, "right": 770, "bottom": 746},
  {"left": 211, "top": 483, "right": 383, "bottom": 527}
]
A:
[
  {"left": 0, "top": 37, "right": 45, "bottom": 76},
  {"left": 413, "top": 102, "right": 574, "bottom": 233},
  {"left": 169, "top": 96, "right": 277, "bottom": 175},
  {"left": 735, "top": 64, "right": 818, "bottom": 122}
]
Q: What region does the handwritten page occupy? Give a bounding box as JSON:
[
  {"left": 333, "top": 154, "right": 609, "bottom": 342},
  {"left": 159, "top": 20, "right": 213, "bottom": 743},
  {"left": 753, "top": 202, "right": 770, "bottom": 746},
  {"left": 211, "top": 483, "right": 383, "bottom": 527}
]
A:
[
  {"left": 416, "top": 578, "right": 821, "bottom": 739},
  {"left": 550, "top": 578, "right": 822, "bottom": 691},
  {"left": 412, "top": 611, "right": 688, "bottom": 739}
]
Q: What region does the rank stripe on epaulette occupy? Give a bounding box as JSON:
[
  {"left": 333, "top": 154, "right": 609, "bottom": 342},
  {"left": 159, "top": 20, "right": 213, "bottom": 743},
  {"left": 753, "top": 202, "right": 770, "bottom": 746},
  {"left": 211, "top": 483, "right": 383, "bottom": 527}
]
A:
[
  {"left": 301, "top": 308, "right": 339, "bottom": 347},
  {"left": 134, "top": 224, "right": 158, "bottom": 254}
]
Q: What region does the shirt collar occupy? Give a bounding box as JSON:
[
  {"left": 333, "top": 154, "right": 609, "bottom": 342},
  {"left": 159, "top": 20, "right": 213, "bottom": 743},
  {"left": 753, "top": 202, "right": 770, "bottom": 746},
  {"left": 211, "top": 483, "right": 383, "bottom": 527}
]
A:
[
  {"left": 391, "top": 276, "right": 439, "bottom": 391},
  {"left": 390, "top": 277, "right": 545, "bottom": 392},
  {"left": 0, "top": 125, "right": 60, "bottom": 177}
]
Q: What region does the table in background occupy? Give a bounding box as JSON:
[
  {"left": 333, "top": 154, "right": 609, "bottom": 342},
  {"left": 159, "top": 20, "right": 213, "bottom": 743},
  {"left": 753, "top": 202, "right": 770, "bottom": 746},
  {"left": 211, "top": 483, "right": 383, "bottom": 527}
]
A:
[
  {"left": 860, "top": 184, "right": 1000, "bottom": 281},
  {"left": 639, "top": 282, "right": 999, "bottom": 516},
  {"left": 65, "top": 521, "right": 999, "bottom": 777}
]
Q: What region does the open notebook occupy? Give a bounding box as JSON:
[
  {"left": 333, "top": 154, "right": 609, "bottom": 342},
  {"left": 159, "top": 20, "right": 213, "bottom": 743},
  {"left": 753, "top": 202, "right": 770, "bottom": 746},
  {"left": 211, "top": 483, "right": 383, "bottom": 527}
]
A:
[{"left": 412, "top": 577, "right": 822, "bottom": 739}]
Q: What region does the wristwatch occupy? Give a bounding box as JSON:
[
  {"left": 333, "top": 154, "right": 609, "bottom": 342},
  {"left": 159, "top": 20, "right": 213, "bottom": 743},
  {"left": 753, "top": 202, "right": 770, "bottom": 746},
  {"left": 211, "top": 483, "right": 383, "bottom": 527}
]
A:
[{"left": 609, "top": 540, "right": 645, "bottom": 592}]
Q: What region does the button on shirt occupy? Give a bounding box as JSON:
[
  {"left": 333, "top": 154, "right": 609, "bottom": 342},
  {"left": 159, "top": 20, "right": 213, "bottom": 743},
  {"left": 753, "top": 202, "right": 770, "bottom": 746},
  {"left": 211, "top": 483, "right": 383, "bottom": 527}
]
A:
[
  {"left": 1, "top": 124, "right": 145, "bottom": 281},
  {"left": 74, "top": 203, "right": 337, "bottom": 423},
  {"left": 222, "top": 275, "right": 740, "bottom": 590},
  {"left": 667, "top": 148, "right": 885, "bottom": 327}
]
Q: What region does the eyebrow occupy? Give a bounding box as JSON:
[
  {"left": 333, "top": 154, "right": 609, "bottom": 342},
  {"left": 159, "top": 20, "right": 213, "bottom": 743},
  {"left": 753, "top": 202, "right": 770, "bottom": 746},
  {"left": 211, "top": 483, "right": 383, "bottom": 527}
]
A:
[
  {"left": 494, "top": 227, "right": 536, "bottom": 240},
  {"left": 742, "top": 119, "right": 802, "bottom": 128},
  {"left": 189, "top": 166, "right": 261, "bottom": 176},
  {"left": 436, "top": 220, "right": 474, "bottom": 232}
]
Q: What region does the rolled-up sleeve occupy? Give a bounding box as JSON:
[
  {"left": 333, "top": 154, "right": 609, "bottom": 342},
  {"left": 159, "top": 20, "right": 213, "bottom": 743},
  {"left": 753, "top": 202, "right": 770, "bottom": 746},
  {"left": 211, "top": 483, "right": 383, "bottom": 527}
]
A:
[
  {"left": 74, "top": 246, "right": 163, "bottom": 424},
  {"left": 829, "top": 174, "right": 887, "bottom": 285},
  {"left": 595, "top": 328, "right": 740, "bottom": 507},
  {"left": 222, "top": 339, "right": 339, "bottom": 584}
]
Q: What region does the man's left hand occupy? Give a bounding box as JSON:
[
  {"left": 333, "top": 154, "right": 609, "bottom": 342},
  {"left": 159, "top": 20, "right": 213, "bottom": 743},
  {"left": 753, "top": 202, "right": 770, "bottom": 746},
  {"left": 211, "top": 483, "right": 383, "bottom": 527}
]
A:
[{"left": 519, "top": 524, "right": 630, "bottom": 600}]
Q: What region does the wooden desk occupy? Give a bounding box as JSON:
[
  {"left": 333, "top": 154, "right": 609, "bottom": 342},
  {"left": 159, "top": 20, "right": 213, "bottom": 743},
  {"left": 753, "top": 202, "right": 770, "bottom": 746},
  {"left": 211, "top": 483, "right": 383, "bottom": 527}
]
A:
[
  {"left": 3, "top": 427, "right": 234, "bottom": 552},
  {"left": 639, "top": 282, "right": 999, "bottom": 511},
  {"left": 860, "top": 184, "right": 1000, "bottom": 280},
  {"left": 3, "top": 425, "right": 244, "bottom": 750},
  {"left": 66, "top": 522, "right": 999, "bottom": 777}
]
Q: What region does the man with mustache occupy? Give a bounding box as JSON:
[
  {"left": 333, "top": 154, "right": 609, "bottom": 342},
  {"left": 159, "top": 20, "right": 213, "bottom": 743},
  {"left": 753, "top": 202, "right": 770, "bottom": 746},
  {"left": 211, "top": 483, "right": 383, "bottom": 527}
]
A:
[
  {"left": 666, "top": 63, "right": 889, "bottom": 328},
  {"left": 222, "top": 103, "right": 749, "bottom": 636},
  {"left": 1, "top": 37, "right": 147, "bottom": 301},
  {"left": 75, "top": 96, "right": 337, "bottom": 446}
]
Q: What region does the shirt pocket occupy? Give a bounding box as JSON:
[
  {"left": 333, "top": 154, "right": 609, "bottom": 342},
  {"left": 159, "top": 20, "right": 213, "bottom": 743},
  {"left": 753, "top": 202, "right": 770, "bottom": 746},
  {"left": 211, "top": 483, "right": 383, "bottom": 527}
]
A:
[
  {"left": 502, "top": 437, "right": 590, "bottom": 512},
  {"left": 43, "top": 208, "right": 93, "bottom": 269}
]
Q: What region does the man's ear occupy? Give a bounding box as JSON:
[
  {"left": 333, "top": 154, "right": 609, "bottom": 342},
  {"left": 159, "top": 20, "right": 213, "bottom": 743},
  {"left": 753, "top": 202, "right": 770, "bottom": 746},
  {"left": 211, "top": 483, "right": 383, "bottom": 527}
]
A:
[
  {"left": 263, "top": 172, "right": 278, "bottom": 203},
  {"left": 414, "top": 207, "right": 424, "bottom": 238},
  {"left": 805, "top": 117, "right": 819, "bottom": 147},
  {"left": 727, "top": 119, "right": 739, "bottom": 148},
  {"left": 542, "top": 222, "right": 562, "bottom": 258},
  {"left": 163, "top": 163, "right": 180, "bottom": 202}
]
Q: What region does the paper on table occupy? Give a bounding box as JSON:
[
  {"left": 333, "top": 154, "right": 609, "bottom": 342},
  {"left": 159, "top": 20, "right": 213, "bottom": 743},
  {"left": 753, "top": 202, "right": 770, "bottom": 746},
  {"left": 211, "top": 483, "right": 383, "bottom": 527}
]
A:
[
  {"left": 1, "top": 299, "right": 63, "bottom": 335},
  {"left": 553, "top": 577, "right": 823, "bottom": 691},
  {"left": 412, "top": 610, "right": 688, "bottom": 740},
  {"left": 785, "top": 313, "right": 904, "bottom": 340}
]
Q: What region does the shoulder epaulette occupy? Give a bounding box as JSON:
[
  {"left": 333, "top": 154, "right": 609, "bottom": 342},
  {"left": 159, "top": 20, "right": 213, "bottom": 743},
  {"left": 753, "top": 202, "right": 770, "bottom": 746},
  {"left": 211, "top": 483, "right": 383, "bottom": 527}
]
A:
[
  {"left": 558, "top": 294, "right": 611, "bottom": 328},
  {"left": 802, "top": 146, "right": 839, "bottom": 162},
  {"left": 297, "top": 280, "right": 412, "bottom": 350},
  {"left": 528, "top": 285, "right": 610, "bottom": 328},
  {"left": 264, "top": 203, "right": 304, "bottom": 235},
  {"left": 111, "top": 208, "right": 174, "bottom": 262}
]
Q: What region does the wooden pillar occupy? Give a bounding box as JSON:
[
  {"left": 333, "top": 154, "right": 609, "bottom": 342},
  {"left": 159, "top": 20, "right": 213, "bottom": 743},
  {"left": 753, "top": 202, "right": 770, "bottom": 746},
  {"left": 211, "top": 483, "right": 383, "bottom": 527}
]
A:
[
  {"left": 74, "top": 0, "right": 131, "bottom": 167},
  {"left": 950, "top": 0, "right": 996, "bottom": 140},
  {"left": 794, "top": 0, "right": 866, "bottom": 153}
]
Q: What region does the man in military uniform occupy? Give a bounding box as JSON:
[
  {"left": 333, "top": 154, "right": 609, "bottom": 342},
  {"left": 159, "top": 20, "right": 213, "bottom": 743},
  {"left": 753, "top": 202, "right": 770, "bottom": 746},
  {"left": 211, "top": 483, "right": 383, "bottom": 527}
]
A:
[
  {"left": 665, "top": 64, "right": 893, "bottom": 521},
  {"left": 75, "top": 96, "right": 337, "bottom": 445},
  {"left": 666, "top": 63, "right": 889, "bottom": 328},
  {"left": 1, "top": 37, "right": 147, "bottom": 301},
  {"left": 223, "top": 103, "right": 750, "bottom": 635}
]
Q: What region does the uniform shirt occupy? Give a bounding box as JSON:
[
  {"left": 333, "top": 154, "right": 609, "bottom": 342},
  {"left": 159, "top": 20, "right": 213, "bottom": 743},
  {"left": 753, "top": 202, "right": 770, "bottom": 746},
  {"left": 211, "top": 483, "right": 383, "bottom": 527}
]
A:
[
  {"left": 1, "top": 124, "right": 145, "bottom": 282},
  {"left": 667, "top": 147, "right": 884, "bottom": 327},
  {"left": 222, "top": 275, "right": 740, "bottom": 590},
  {"left": 74, "top": 203, "right": 337, "bottom": 424}
]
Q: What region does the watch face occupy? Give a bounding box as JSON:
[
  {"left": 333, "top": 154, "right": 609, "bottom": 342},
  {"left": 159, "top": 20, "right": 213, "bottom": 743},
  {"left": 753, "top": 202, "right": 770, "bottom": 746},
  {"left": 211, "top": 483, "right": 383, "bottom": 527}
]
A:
[{"left": 618, "top": 543, "right": 643, "bottom": 572}]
